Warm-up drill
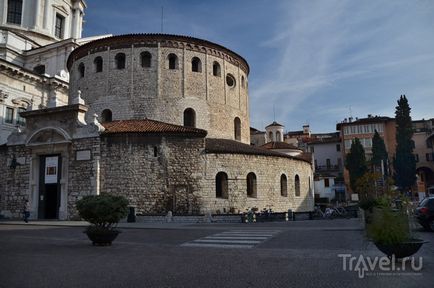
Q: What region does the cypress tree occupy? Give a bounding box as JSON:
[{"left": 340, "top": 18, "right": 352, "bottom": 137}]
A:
[
  {"left": 371, "top": 130, "right": 388, "bottom": 176},
  {"left": 345, "top": 138, "right": 368, "bottom": 193},
  {"left": 393, "top": 95, "right": 416, "bottom": 192}
]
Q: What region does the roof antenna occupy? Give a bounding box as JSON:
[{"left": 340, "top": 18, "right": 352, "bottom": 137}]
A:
[
  {"left": 161, "top": 6, "right": 164, "bottom": 33},
  {"left": 273, "top": 104, "right": 276, "bottom": 122},
  {"left": 349, "top": 106, "right": 353, "bottom": 118}
]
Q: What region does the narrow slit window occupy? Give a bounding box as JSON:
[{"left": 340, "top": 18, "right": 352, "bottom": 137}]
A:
[
  {"left": 247, "top": 172, "right": 257, "bottom": 198},
  {"left": 281, "top": 174, "right": 288, "bottom": 197},
  {"left": 234, "top": 117, "right": 241, "bottom": 141},
  {"left": 295, "top": 175, "right": 300, "bottom": 196},
  {"left": 213, "top": 62, "right": 221, "bottom": 77},
  {"left": 78, "top": 63, "right": 85, "bottom": 78}
]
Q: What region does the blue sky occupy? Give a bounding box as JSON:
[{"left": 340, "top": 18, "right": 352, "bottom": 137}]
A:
[{"left": 83, "top": 0, "right": 434, "bottom": 133}]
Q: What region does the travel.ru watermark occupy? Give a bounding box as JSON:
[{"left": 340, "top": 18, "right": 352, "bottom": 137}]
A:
[{"left": 338, "top": 254, "right": 423, "bottom": 278}]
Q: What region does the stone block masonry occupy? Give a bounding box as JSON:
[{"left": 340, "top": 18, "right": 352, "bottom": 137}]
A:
[{"left": 68, "top": 34, "right": 250, "bottom": 144}]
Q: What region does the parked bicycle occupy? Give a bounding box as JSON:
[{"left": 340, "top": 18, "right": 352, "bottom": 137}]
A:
[
  {"left": 313, "top": 206, "right": 334, "bottom": 219},
  {"left": 313, "top": 205, "right": 350, "bottom": 220}
]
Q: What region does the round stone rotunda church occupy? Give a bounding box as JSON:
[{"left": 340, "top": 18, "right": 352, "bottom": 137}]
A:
[{"left": 2, "top": 33, "right": 314, "bottom": 220}]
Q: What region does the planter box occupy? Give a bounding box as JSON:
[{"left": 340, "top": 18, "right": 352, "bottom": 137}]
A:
[
  {"left": 374, "top": 239, "right": 426, "bottom": 259},
  {"left": 85, "top": 229, "right": 120, "bottom": 246}
]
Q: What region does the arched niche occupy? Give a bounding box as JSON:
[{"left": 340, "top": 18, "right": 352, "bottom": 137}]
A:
[{"left": 26, "top": 127, "right": 71, "bottom": 146}]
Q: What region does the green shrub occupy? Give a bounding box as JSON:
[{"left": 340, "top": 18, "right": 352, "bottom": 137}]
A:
[
  {"left": 76, "top": 194, "right": 129, "bottom": 230},
  {"left": 367, "top": 207, "right": 410, "bottom": 245}
]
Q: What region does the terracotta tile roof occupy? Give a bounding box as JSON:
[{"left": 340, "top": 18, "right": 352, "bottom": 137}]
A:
[
  {"left": 260, "top": 141, "right": 301, "bottom": 150},
  {"left": 205, "top": 138, "right": 311, "bottom": 164},
  {"left": 296, "top": 152, "right": 313, "bottom": 163},
  {"left": 101, "top": 119, "right": 207, "bottom": 136}
]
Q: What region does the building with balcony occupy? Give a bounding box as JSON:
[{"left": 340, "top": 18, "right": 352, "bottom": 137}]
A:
[{"left": 306, "top": 133, "right": 345, "bottom": 201}]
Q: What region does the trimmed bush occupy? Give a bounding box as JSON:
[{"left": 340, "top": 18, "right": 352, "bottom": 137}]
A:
[{"left": 76, "top": 194, "right": 129, "bottom": 230}]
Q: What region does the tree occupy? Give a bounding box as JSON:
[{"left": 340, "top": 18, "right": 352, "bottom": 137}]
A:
[
  {"left": 355, "top": 172, "right": 383, "bottom": 200},
  {"left": 345, "top": 138, "right": 368, "bottom": 193},
  {"left": 393, "top": 95, "right": 416, "bottom": 192},
  {"left": 371, "top": 130, "right": 388, "bottom": 176}
]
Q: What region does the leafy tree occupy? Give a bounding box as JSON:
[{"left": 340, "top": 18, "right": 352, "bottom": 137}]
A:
[
  {"left": 345, "top": 138, "right": 368, "bottom": 193},
  {"left": 371, "top": 130, "right": 388, "bottom": 176},
  {"left": 355, "top": 172, "right": 383, "bottom": 200},
  {"left": 393, "top": 95, "right": 416, "bottom": 192}
]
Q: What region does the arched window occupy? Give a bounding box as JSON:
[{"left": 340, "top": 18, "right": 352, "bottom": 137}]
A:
[
  {"left": 115, "top": 53, "right": 126, "bottom": 69},
  {"left": 78, "top": 63, "right": 85, "bottom": 78},
  {"left": 269, "top": 131, "right": 273, "bottom": 142},
  {"left": 168, "top": 53, "right": 178, "bottom": 70},
  {"left": 295, "top": 174, "right": 300, "bottom": 196},
  {"left": 276, "top": 131, "right": 282, "bottom": 142},
  {"left": 101, "top": 109, "right": 112, "bottom": 122},
  {"left": 191, "top": 57, "right": 202, "bottom": 72},
  {"left": 226, "top": 74, "right": 236, "bottom": 87},
  {"left": 33, "top": 65, "right": 45, "bottom": 75},
  {"left": 94, "top": 56, "right": 103, "bottom": 72},
  {"left": 281, "top": 174, "right": 288, "bottom": 197},
  {"left": 141, "top": 51, "right": 151, "bottom": 68},
  {"left": 216, "top": 172, "right": 228, "bottom": 199},
  {"left": 247, "top": 172, "right": 257, "bottom": 198},
  {"left": 241, "top": 76, "right": 245, "bottom": 88},
  {"left": 234, "top": 117, "right": 241, "bottom": 141},
  {"left": 213, "top": 62, "right": 221, "bottom": 77},
  {"left": 183, "top": 108, "right": 196, "bottom": 127}
]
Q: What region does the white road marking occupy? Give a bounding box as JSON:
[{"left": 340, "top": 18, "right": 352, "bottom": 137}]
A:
[
  {"left": 181, "top": 229, "right": 281, "bottom": 249},
  {"left": 194, "top": 239, "right": 262, "bottom": 244},
  {"left": 181, "top": 243, "right": 254, "bottom": 249}
]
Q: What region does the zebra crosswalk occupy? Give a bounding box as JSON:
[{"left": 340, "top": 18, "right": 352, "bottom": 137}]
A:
[{"left": 181, "top": 230, "right": 281, "bottom": 249}]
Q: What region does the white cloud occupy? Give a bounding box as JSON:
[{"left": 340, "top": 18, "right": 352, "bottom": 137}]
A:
[{"left": 250, "top": 0, "right": 434, "bottom": 131}]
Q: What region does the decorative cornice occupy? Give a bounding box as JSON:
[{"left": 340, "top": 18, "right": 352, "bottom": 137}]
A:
[
  {"left": 0, "top": 59, "right": 69, "bottom": 90},
  {"left": 67, "top": 33, "right": 250, "bottom": 75}
]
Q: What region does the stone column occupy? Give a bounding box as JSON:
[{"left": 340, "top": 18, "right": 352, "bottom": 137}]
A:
[
  {"left": 47, "top": 86, "right": 61, "bottom": 108},
  {"left": 77, "top": 10, "right": 83, "bottom": 38},
  {"left": 71, "top": 8, "right": 80, "bottom": 39},
  {"left": 34, "top": 0, "right": 41, "bottom": 29},
  {"left": 43, "top": 0, "right": 51, "bottom": 30}
]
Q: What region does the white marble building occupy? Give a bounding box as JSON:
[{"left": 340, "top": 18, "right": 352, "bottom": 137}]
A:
[{"left": 0, "top": 0, "right": 109, "bottom": 144}]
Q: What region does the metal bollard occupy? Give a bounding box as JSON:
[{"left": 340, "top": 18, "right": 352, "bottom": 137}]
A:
[{"left": 127, "top": 206, "right": 136, "bottom": 223}]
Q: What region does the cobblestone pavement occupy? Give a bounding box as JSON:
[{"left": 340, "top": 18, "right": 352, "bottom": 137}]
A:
[{"left": 0, "top": 219, "right": 432, "bottom": 288}]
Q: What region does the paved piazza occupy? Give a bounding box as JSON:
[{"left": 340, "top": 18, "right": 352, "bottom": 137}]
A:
[{"left": 0, "top": 219, "right": 433, "bottom": 288}]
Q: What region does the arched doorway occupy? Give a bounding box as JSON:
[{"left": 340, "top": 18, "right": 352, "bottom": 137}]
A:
[{"left": 27, "top": 128, "right": 71, "bottom": 220}]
